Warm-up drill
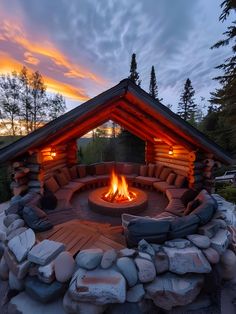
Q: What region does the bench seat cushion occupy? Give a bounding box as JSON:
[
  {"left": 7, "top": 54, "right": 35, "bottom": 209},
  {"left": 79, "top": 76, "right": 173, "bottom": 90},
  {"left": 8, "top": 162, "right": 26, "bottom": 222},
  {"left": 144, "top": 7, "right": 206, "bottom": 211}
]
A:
[
  {"left": 135, "top": 176, "right": 159, "bottom": 185},
  {"left": 62, "top": 181, "right": 84, "bottom": 192},
  {"left": 165, "top": 198, "right": 186, "bottom": 217},
  {"left": 169, "top": 214, "right": 200, "bottom": 239},
  {"left": 153, "top": 181, "right": 176, "bottom": 192},
  {"left": 54, "top": 188, "right": 73, "bottom": 202},
  {"left": 76, "top": 176, "right": 98, "bottom": 184},
  {"left": 166, "top": 188, "right": 190, "bottom": 201}
]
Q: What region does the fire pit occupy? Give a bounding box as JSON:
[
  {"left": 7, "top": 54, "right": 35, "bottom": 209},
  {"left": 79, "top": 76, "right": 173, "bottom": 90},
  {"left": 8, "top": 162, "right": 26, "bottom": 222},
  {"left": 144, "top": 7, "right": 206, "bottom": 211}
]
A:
[{"left": 88, "top": 171, "right": 148, "bottom": 217}]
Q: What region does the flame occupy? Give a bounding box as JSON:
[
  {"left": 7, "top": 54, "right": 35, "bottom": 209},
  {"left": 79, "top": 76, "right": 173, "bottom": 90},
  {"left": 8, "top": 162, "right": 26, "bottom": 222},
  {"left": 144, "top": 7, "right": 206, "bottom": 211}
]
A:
[{"left": 103, "top": 171, "right": 136, "bottom": 203}]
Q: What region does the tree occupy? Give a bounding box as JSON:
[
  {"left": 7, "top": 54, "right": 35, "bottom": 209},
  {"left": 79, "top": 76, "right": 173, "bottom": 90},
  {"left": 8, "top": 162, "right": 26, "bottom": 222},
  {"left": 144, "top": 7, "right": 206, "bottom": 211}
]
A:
[
  {"left": 19, "top": 66, "right": 32, "bottom": 134},
  {"left": 177, "top": 78, "right": 197, "bottom": 121},
  {"left": 48, "top": 93, "right": 66, "bottom": 120},
  {"left": 149, "top": 66, "right": 158, "bottom": 99},
  {"left": 129, "top": 53, "right": 141, "bottom": 86}
]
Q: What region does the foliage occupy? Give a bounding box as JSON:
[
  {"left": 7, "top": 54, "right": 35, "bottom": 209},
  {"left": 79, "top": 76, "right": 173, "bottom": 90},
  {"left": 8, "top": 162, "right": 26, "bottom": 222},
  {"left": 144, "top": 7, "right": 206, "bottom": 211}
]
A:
[
  {"left": 216, "top": 184, "right": 236, "bottom": 203},
  {"left": 177, "top": 78, "right": 197, "bottom": 121},
  {"left": 149, "top": 66, "right": 158, "bottom": 99},
  {"left": 0, "top": 66, "right": 66, "bottom": 135},
  {"left": 129, "top": 53, "right": 141, "bottom": 86}
]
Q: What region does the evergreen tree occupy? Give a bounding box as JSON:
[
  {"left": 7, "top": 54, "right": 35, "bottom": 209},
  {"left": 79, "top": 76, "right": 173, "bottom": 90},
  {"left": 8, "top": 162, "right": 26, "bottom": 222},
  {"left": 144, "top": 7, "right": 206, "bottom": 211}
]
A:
[
  {"left": 149, "top": 66, "right": 158, "bottom": 99},
  {"left": 177, "top": 78, "right": 197, "bottom": 121},
  {"left": 19, "top": 66, "right": 32, "bottom": 134},
  {"left": 48, "top": 93, "right": 66, "bottom": 120},
  {"left": 129, "top": 53, "right": 141, "bottom": 86}
]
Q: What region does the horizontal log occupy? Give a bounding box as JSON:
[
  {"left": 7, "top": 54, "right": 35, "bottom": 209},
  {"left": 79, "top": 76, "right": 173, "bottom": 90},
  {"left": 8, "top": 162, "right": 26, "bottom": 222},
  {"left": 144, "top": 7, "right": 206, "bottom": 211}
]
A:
[
  {"left": 44, "top": 163, "right": 67, "bottom": 174},
  {"left": 155, "top": 157, "right": 189, "bottom": 167},
  {"left": 154, "top": 160, "right": 189, "bottom": 173}
]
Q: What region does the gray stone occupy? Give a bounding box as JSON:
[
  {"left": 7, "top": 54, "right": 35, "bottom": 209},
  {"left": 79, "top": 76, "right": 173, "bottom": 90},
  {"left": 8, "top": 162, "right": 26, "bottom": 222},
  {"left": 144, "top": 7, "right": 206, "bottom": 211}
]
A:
[
  {"left": 6, "top": 219, "right": 25, "bottom": 235},
  {"left": 126, "top": 284, "right": 145, "bottom": 302},
  {"left": 28, "top": 240, "right": 65, "bottom": 265},
  {"left": 220, "top": 249, "right": 236, "bottom": 280},
  {"left": 0, "top": 242, "right": 5, "bottom": 259},
  {"left": 9, "top": 271, "right": 24, "bottom": 291},
  {"left": 69, "top": 268, "right": 126, "bottom": 304},
  {"left": 151, "top": 244, "right": 161, "bottom": 252},
  {"left": 0, "top": 256, "right": 9, "bottom": 280},
  {"left": 0, "top": 229, "right": 6, "bottom": 242},
  {"left": 138, "top": 252, "right": 152, "bottom": 260},
  {"left": 38, "top": 262, "right": 55, "bottom": 284},
  {"left": 138, "top": 239, "right": 155, "bottom": 256},
  {"left": 163, "top": 246, "right": 211, "bottom": 274},
  {"left": 210, "top": 229, "right": 231, "bottom": 254},
  {"left": 63, "top": 291, "right": 106, "bottom": 314},
  {"left": 212, "top": 218, "right": 227, "bottom": 229},
  {"left": 3, "top": 214, "right": 20, "bottom": 228},
  {"left": 116, "top": 257, "right": 138, "bottom": 287},
  {"left": 101, "top": 249, "right": 117, "bottom": 269},
  {"left": 187, "top": 234, "right": 211, "bottom": 249},
  {"left": 134, "top": 258, "right": 156, "bottom": 283},
  {"left": 164, "top": 238, "right": 191, "bottom": 249},
  {"left": 145, "top": 272, "right": 204, "bottom": 310},
  {"left": 119, "top": 248, "right": 136, "bottom": 257},
  {"left": 8, "top": 228, "right": 35, "bottom": 262},
  {"left": 54, "top": 251, "right": 75, "bottom": 283},
  {"left": 7, "top": 227, "right": 28, "bottom": 241},
  {"left": 198, "top": 220, "right": 221, "bottom": 238},
  {"left": 25, "top": 276, "right": 67, "bottom": 303},
  {"left": 154, "top": 251, "right": 169, "bottom": 274},
  {"left": 203, "top": 247, "right": 220, "bottom": 264},
  {"left": 4, "top": 248, "right": 30, "bottom": 279},
  {"left": 75, "top": 248, "right": 103, "bottom": 270}
]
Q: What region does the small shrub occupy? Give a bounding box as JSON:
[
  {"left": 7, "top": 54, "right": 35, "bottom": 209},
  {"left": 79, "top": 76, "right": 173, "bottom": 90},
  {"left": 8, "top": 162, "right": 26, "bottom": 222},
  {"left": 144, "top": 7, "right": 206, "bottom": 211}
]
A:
[{"left": 217, "top": 185, "right": 236, "bottom": 203}]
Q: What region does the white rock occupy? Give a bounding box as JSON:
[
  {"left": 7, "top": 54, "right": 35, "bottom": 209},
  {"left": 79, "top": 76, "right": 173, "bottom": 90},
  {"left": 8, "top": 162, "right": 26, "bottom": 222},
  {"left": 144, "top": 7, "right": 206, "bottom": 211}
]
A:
[
  {"left": 187, "top": 234, "right": 211, "bottom": 249},
  {"left": 69, "top": 268, "right": 126, "bottom": 304},
  {"left": 75, "top": 249, "right": 103, "bottom": 270},
  {"left": 126, "top": 284, "right": 145, "bottom": 302},
  {"left": 116, "top": 257, "right": 138, "bottom": 287},
  {"left": 119, "top": 248, "right": 136, "bottom": 257},
  {"left": 138, "top": 252, "right": 152, "bottom": 260},
  {"left": 164, "top": 239, "right": 191, "bottom": 249},
  {"left": 3, "top": 214, "right": 20, "bottom": 228},
  {"left": 138, "top": 239, "right": 155, "bottom": 256},
  {"left": 134, "top": 258, "right": 156, "bottom": 283},
  {"left": 210, "top": 229, "right": 231, "bottom": 254},
  {"left": 4, "top": 248, "right": 30, "bottom": 280},
  {"left": 101, "top": 249, "right": 117, "bottom": 269},
  {"left": 38, "top": 262, "right": 55, "bottom": 284},
  {"left": 6, "top": 219, "right": 25, "bottom": 235},
  {"left": 54, "top": 251, "right": 75, "bottom": 283},
  {"left": 8, "top": 228, "right": 35, "bottom": 262},
  {"left": 9, "top": 271, "right": 24, "bottom": 291}
]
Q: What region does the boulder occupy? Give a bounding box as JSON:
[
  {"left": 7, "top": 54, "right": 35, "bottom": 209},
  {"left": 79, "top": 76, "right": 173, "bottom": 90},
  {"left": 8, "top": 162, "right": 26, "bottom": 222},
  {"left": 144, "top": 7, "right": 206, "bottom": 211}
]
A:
[
  {"left": 134, "top": 258, "right": 156, "bottom": 283},
  {"left": 7, "top": 227, "right": 28, "bottom": 241},
  {"left": 138, "top": 239, "right": 155, "bottom": 256},
  {"left": 38, "top": 262, "right": 55, "bottom": 284},
  {"left": 6, "top": 219, "right": 25, "bottom": 235},
  {"left": 219, "top": 249, "right": 236, "bottom": 280},
  {"left": 0, "top": 256, "right": 9, "bottom": 280},
  {"left": 23, "top": 205, "right": 53, "bottom": 232},
  {"left": 154, "top": 251, "right": 169, "bottom": 274},
  {"left": 164, "top": 238, "right": 191, "bottom": 249},
  {"left": 4, "top": 248, "right": 30, "bottom": 279},
  {"left": 116, "top": 257, "right": 138, "bottom": 287},
  {"left": 138, "top": 252, "right": 152, "bottom": 260},
  {"left": 163, "top": 245, "right": 211, "bottom": 274},
  {"left": 25, "top": 276, "right": 67, "bottom": 303},
  {"left": 145, "top": 272, "right": 204, "bottom": 310},
  {"left": 101, "top": 249, "right": 117, "bottom": 269},
  {"left": 119, "top": 248, "right": 136, "bottom": 257},
  {"left": 210, "top": 229, "right": 231, "bottom": 254},
  {"left": 187, "top": 234, "right": 211, "bottom": 249},
  {"left": 69, "top": 268, "right": 126, "bottom": 304},
  {"left": 75, "top": 249, "right": 103, "bottom": 270},
  {"left": 8, "top": 228, "right": 35, "bottom": 262},
  {"left": 9, "top": 271, "right": 24, "bottom": 291},
  {"left": 202, "top": 247, "right": 220, "bottom": 264},
  {"left": 126, "top": 284, "right": 145, "bottom": 302},
  {"left": 28, "top": 240, "right": 65, "bottom": 265},
  {"left": 3, "top": 214, "right": 20, "bottom": 228},
  {"left": 54, "top": 251, "right": 75, "bottom": 283}
]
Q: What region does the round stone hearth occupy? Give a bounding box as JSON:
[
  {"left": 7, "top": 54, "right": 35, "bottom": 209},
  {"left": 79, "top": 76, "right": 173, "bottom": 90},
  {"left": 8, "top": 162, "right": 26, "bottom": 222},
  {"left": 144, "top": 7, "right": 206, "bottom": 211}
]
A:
[{"left": 88, "top": 187, "right": 148, "bottom": 217}]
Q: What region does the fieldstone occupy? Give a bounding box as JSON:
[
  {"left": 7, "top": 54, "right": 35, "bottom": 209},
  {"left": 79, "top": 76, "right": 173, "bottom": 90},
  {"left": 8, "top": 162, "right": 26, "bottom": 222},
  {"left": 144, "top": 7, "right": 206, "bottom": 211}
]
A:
[
  {"left": 203, "top": 247, "right": 220, "bottom": 264},
  {"left": 0, "top": 256, "right": 9, "bottom": 280},
  {"left": 25, "top": 276, "right": 67, "bottom": 303},
  {"left": 138, "top": 252, "right": 152, "bottom": 260},
  {"left": 210, "top": 229, "right": 231, "bottom": 254},
  {"left": 138, "top": 239, "right": 155, "bottom": 256},
  {"left": 101, "top": 249, "right": 117, "bottom": 269},
  {"left": 63, "top": 291, "right": 106, "bottom": 314},
  {"left": 220, "top": 249, "right": 236, "bottom": 280},
  {"left": 6, "top": 219, "right": 25, "bottom": 235},
  {"left": 198, "top": 220, "right": 221, "bottom": 238},
  {"left": 38, "top": 262, "right": 55, "bottom": 284},
  {"left": 154, "top": 251, "right": 169, "bottom": 274},
  {"left": 119, "top": 248, "right": 136, "bottom": 257},
  {"left": 75, "top": 248, "right": 103, "bottom": 270},
  {"left": 187, "top": 234, "right": 211, "bottom": 249},
  {"left": 134, "top": 258, "right": 156, "bottom": 283},
  {"left": 8, "top": 228, "right": 35, "bottom": 262},
  {"left": 116, "top": 257, "right": 138, "bottom": 287},
  {"left": 4, "top": 248, "right": 30, "bottom": 279},
  {"left": 164, "top": 238, "right": 191, "bottom": 249},
  {"left": 54, "top": 251, "right": 75, "bottom": 283},
  {"left": 212, "top": 218, "right": 227, "bottom": 229},
  {"left": 69, "top": 268, "right": 126, "bottom": 304},
  {"left": 9, "top": 271, "right": 24, "bottom": 291},
  {"left": 0, "top": 229, "right": 6, "bottom": 242},
  {"left": 145, "top": 272, "right": 204, "bottom": 310},
  {"left": 151, "top": 244, "right": 161, "bottom": 252},
  {"left": 163, "top": 246, "right": 211, "bottom": 274},
  {"left": 3, "top": 214, "right": 20, "bottom": 228},
  {"left": 28, "top": 240, "right": 65, "bottom": 265},
  {"left": 7, "top": 227, "right": 28, "bottom": 241},
  {"left": 126, "top": 284, "right": 145, "bottom": 302}
]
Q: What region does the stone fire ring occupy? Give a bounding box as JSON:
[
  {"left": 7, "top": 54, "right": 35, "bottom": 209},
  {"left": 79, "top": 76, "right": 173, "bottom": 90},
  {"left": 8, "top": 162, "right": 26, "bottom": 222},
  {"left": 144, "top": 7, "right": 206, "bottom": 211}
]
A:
[{"left": 88, "top": 186, "right": 148, "bottom": 217}]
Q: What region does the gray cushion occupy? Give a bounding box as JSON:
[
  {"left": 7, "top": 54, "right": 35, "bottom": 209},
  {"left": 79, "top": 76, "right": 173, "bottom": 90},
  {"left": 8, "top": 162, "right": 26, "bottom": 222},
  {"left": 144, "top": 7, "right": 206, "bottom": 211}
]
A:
[
  {"left": 166, "top": 188, "right": 190, "bottom": 201},
  {"left": 44, "top": 177, "right": 60, "bottom": 193},
  {"left": 169, "top": 214, "right": 200, "bottom": 238},
  {"left": 139, "top": 165, "right": 148, "bottom": 176},
  {"left": 166, "top": 173, "right": 176, "bottom": 185},
  {"left": 69, "top": 166, "right": 78, "bottom": 179},
  {"left": 61, "top": 167, "right": 71, "bottom": 181},
  {"left": 148, "top": 164, "right": 155, "bottom": 177},
  {"left": 159, "top": 167, "right": 172, "bottom": 180},
  {"left": 174, "top": 174, "right": 186, "bottom": 188},
  {"left": 153, "top": 181, "right": 176, "bottom": 192},
  {"left": 55, "top": 173, "right": 69, "bottom": 187},
  {"left": 135, "top": 176, "right": 159, "bottom": 185},
  {"left": 77, "top": 165, "right": 87, "bottom": 178},
  {"left": 165, "top": 199, "right": 186, "bottom": 217},
  {"left": 128, "top": 217, "right": 171, "bottom": 236}
]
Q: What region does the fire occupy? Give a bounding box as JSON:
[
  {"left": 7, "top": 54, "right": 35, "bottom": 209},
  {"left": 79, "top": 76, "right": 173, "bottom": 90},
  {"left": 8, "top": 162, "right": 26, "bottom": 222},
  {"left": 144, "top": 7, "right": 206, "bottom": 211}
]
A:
[{"left": 103, "top": 171, "right": 136, "bottom": 203}]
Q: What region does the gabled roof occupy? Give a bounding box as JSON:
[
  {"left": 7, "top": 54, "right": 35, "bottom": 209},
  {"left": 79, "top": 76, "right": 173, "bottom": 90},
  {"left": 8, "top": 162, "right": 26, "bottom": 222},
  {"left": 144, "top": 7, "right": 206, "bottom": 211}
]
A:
[{"left": 0, "top": 79, "right": 233, "bottom": 164}]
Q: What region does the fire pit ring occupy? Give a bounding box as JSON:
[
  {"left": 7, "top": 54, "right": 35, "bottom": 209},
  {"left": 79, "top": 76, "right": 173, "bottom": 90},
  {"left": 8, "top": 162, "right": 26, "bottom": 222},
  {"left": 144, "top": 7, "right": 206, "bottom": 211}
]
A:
[{"left": 88, "top": 187, "right": 148, "bottom": 217}]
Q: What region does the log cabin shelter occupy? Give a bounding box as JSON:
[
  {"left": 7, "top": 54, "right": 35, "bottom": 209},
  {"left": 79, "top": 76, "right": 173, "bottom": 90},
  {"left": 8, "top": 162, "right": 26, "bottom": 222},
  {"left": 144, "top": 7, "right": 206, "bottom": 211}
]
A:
[{"left": 0, "top": 78, "right": 233, "bottom": 192}]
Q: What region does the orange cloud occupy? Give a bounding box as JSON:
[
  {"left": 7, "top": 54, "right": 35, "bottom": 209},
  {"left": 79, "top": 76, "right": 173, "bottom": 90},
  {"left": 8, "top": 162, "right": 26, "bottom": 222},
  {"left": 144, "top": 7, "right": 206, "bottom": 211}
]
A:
[{"left": 24, "top": 52, "right": 40, "bottom": 65}]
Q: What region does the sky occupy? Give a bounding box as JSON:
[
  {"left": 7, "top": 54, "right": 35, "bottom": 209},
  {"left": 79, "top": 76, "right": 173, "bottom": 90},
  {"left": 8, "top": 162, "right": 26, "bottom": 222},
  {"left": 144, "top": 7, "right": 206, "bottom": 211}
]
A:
[{"left": 0, "top": 0, "right": 233, "bottom": 112}]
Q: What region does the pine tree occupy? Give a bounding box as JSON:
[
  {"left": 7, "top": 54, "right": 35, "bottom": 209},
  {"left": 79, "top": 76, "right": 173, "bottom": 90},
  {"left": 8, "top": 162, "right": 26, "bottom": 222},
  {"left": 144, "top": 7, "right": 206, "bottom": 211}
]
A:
[
  {"left": 149, "top": 66, "right": 158, "bottom": 99},
  {"left": 129, "top": 53, "right": 141, "bottom": 86},
  {"left": 177, "top": 78, "right": 197, "bottom": 121}
]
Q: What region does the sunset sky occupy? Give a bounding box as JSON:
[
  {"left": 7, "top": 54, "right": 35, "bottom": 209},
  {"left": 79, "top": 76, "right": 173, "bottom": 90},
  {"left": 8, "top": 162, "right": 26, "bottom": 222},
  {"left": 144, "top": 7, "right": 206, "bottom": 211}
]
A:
[{"left": 0, "top": 0, "right": 233, "bottom": 111}]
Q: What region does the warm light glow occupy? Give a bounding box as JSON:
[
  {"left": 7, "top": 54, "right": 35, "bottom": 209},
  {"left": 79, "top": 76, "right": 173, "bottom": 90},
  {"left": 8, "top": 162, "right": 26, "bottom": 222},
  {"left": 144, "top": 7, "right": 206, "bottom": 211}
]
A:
[
  {"left": 168, "top": 146, "right": 174, "bottom": 155},
  {"left": 103, "top": 170, "right": 136, "bottom": 203},
  {"left": 50, "top": 148, "right": 56, "bottom": 158}
]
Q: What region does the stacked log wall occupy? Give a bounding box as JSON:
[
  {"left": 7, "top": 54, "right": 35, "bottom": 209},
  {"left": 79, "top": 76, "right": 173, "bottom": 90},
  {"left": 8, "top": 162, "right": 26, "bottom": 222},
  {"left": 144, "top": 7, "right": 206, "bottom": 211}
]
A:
[
  {"left": 145, "top": 141, "right": 155, "bottom": 164},
  {"left": 10, "top": 161, "right": 29, "bottom": 196}
]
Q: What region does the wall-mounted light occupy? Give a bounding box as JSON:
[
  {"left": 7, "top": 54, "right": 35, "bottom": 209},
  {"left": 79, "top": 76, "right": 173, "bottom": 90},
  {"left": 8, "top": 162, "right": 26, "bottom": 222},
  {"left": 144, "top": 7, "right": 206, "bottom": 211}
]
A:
[
  {"left": 168, "top": 146, "right": 173, "bottom": 155},
  {"left": 50, "top": 148, "right": 56, "bottom": 158}
]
